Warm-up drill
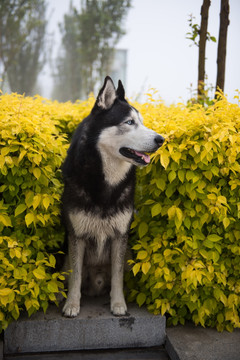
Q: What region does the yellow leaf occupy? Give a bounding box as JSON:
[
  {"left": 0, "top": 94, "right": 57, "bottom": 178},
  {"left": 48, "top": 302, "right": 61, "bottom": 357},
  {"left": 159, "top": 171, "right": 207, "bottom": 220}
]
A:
[
  {"left": 168, "top": 206, "right": 176, "bottom": 219},
  {"left": 176, "top": 207, "right": 183, "bottom": 222},
  {"left": 137, "top": 250, "right": 148, "bottom": 260},
  {"left": 33, "top": 168, "right": 41, "bottom": 179},
  {"left": 0, "top": 288, "right": 13, "bottom": 296},
  {"left": 0, "top": 155, "right": 5, "bottom": 168},
  {"left": 223, "top": 217, "right": 230, "bottom": 229},
  {"left": 43, "top": 197, "right": 50, "bottom": 210},
  {"left": 14, "top": 248, "right": 21, "bottom": 258},
  {"left": 132, "top": 263, "right": 141, "bottom": 276},
  {"left": 33, "top": 194, "right": 41, "bottom": 210},
  {"left": 0, "top": 215, "right": 12, "bottom": 227},
  {"left": 142, "top": 262, "right": 151, "bottom": 275},
  {"left": 160, "top": 152, "right": 170, "bottom": 169},
  {"left": 33, "top": 266, "right": 46, "bottom": 280},
  {"left": 25, "top": 298, "right": 32, "bottom": 311},
  {"left": 25, "top": 213, "right": 35, "bottom": 227},
  {"left": 18, "top": 150, "right": 27, "bottom": 163},
  {"left": 171, "top": 151, "right": 181, "bottom": 163},
  {"left": 168, "top": 170, "right": 176, "bottom": 183}
]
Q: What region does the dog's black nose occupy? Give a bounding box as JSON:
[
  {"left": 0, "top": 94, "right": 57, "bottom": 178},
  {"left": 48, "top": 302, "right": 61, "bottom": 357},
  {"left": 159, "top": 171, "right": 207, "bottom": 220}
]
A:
[{"left": 155, "top": 135, "right": 165, "bottom": 148}]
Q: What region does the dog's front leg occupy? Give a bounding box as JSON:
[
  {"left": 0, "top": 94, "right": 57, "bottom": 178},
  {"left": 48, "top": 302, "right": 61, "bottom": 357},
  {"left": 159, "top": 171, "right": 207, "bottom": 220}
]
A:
[
  {"left": 62, "top": 237, "right": 85, "bottom": 317},
  {"left": 110, "top": 238, "right": 127, "bottom": 316}
]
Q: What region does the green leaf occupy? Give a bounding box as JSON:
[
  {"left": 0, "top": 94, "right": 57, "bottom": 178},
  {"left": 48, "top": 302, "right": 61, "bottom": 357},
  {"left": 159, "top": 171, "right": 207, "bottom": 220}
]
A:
[
  {"left": 168, "top": 170, "right": 176, "bottom": 183},
  {"left": 15, "top": 204, "right": 27, "bottom": 216},
  {"left": 47, "top": 281, "right": 58, "bottom": 293},
  {"left": 207, "top": 234, "right": 222, "bottom": 242},
  {"left": 178, "top": 169, "right": 185, "bottom": 183},
  {"left": 144, "top": 199, "right": 155, "bottom": 205},
  {"left": 203, "top": 239, "right": 214, "bottom": 248},
  {"left": 151, "top": 203, "right": 161, "bottom": 217},
  {"left": 184, "top": 217, "right": 191, "bottom": 229},
  {"left": 136, "top": 292, "right": 146, "bottom": 307},
  {"left": 156, "top": 178, "right": 166, "bottom": 191},
  {"left": 25, "top": 191, "right": 34, "bottom": 207},
  {"left": 33, "top": 168, "right": 41, "bottom": 179},
  {"left": 138, "top": 222, "right": 148, "bottom": 238}
]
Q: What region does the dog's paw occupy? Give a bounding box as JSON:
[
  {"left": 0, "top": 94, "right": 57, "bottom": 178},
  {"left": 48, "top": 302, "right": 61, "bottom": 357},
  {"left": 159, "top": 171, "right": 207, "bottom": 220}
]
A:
[
  {"left": 62, "top": 301, "right": 80, "bottom": 317},
  {"left": 111, "top": 301, "right": 127, "bottom": 316}
]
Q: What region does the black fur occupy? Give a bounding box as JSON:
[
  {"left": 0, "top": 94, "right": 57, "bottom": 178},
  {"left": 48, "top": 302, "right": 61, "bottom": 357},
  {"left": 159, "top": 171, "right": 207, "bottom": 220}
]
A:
[{"left": 61, "top": 89, "right": 136, "bottom": 237}]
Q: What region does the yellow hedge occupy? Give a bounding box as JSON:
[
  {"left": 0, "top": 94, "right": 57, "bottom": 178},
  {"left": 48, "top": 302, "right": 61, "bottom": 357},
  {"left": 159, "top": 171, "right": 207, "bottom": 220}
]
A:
[
  {"left": 0, "top": 92, "right": 94, "bottom": 331},
  {"left": 1, "top": 90, "right": 240, "bottom": 332},
  {"left": 127, "top": 91, "right": 240, "bottom": 331}
]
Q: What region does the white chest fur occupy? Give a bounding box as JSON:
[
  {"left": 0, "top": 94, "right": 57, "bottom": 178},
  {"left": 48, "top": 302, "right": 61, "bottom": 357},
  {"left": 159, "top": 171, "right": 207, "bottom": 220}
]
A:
[{"left": 69, "top": 208, "right": 132, "bottom": 257}]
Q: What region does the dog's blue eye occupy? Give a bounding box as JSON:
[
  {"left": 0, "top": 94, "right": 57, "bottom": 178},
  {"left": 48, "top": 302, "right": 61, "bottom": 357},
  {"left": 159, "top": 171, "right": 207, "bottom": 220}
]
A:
[{"left": 126, "top": 120, "right": 135, "bottom": 125}]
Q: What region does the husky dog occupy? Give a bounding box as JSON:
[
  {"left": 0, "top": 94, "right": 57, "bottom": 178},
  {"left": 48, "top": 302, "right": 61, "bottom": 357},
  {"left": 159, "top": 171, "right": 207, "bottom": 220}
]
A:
[{"left": 61, "top": 76, "right": 164, "bottom": 317}]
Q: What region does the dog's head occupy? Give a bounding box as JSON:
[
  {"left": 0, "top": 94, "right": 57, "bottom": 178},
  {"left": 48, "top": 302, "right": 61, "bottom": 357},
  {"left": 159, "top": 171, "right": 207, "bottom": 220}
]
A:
[{"left": 93, "top": 76, "right": 164, "bottom": 167}]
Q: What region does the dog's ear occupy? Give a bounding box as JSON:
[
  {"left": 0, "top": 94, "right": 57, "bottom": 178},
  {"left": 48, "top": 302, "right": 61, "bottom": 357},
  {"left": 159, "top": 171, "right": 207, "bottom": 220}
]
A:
[
  {"left": 116, "top": 80, "right": 125, "bottom": 100},
  {"left": 95, "top": 76, "right": 116, "bottom": 110}
]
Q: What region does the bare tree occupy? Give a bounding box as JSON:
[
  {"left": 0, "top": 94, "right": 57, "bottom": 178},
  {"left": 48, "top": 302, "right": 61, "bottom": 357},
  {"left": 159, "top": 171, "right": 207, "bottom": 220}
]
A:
[
  {"left": 215, "top": 0, "right": 230, "bottom": 95},
  {"left": 198, "top": 0, "right": 211, "bottom": 99}
]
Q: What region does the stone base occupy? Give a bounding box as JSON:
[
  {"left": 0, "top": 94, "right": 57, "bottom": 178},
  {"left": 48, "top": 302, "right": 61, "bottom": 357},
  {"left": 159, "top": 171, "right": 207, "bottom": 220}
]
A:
[{"left": 4, "top": 296, "right": 166, "bottom": 355}]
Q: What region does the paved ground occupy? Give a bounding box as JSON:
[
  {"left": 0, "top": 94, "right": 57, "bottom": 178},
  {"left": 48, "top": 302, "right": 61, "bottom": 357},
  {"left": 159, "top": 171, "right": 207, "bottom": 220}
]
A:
[
  {"left": 2, "top": 298, "right": 240, "bottom": 360},
  {"left": 4, "top": 347, "right": 169, "bottom": 360},
  {"left": 166, "top": 322, "right": 240, "bottom": 360}
]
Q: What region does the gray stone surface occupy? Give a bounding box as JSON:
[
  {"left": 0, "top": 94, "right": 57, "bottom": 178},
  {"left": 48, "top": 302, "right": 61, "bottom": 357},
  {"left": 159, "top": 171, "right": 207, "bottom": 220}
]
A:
[
  {"left": 4, "top": 296, "right": 166, "bottom": 355},
  {"left": 0, "top": 340, "right": 3, "bottom": 360},
  {"left": 5, "top": 347, "right": 169, "bottom": 360},
  {"left": 166, "top": 322, "right": 240, "bottom": 360}
]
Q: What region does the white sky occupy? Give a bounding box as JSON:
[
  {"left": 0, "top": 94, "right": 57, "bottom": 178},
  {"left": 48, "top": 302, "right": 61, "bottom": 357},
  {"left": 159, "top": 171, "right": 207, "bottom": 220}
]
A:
[{"left": 42, "top": 0, "right": 240, "bottom": 104}]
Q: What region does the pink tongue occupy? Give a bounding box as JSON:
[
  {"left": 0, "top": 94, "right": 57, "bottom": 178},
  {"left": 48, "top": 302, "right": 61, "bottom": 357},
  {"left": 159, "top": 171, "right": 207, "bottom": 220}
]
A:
[{"left": 134, "top": 151, "right": 151, "bottom": 164}]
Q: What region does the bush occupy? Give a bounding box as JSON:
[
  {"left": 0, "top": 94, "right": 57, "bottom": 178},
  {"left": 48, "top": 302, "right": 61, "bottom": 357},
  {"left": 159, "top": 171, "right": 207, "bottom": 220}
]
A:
[
  {"left": 1, "top": 90, "right": 240, "bottom": 333},
  {"left": 126, "top": 91, "right": 240, "bottom": 332},
  {"left": 0, "top": 92, "right": 93, "bottom": 331}
]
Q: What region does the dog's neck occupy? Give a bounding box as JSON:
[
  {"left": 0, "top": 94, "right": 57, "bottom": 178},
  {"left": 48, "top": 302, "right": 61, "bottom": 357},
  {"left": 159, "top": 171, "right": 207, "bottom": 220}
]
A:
[{"left": 100, "top": 150, "right": 132, "bottom": 186}]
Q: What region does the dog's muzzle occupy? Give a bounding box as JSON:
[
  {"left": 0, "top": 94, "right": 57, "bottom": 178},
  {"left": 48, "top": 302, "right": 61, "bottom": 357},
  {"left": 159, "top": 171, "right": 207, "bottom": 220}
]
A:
[
  {"left": 119, "top": 134, "right": 165, "bottom": 166},
  {"left": 155, "top": 135, "right": 165, "bottom": 148}
]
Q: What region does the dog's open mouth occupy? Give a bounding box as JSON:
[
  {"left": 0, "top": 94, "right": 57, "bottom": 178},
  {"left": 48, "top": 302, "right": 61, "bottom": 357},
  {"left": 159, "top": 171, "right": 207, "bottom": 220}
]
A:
[{"left": 119, "top": 147, "right": 151, "bottom": 165}]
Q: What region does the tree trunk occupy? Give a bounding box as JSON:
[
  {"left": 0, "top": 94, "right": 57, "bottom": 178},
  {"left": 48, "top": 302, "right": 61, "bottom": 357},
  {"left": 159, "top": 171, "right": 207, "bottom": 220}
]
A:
[
  {"left": 198, "top": 0, "right": 211, "bottom": 100},
  {"left": 215, "top": 0, "right": 229, "bottom": 95}
]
